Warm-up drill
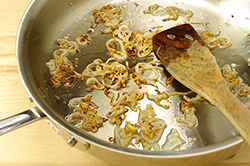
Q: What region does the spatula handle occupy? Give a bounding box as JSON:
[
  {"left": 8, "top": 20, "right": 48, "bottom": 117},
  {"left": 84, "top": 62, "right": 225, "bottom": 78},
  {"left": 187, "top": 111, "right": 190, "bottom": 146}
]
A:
[{"left": 210, "top": 85, "right": 250, "bottom": 145}]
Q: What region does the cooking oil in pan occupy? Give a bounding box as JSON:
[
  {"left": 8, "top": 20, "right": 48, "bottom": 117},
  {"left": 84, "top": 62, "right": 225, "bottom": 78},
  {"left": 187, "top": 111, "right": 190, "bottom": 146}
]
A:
[{"left": 42, "top": 0, "right": 250, "bottom": 151}]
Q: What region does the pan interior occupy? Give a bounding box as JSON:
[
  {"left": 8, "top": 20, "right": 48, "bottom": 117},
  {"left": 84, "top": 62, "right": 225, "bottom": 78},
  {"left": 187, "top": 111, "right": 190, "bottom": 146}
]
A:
[{"left": 18, "top": 0, "right": 250, "bottom": 151}]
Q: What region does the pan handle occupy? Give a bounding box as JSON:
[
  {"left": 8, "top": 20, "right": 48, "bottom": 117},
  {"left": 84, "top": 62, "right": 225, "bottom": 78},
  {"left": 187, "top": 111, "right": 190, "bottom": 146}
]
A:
[{"left": 0, "top": 107, "right": 46, "bottom": 136}]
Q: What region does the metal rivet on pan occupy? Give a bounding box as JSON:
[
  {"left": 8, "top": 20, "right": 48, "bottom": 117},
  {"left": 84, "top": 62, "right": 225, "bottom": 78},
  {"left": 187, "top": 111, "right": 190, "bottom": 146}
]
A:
[
  {"left": 28, "top": 96, "right": 34, "bottom": 102},
  {"left": 67, "top": 136, "right": 78, "bottom": 147}
]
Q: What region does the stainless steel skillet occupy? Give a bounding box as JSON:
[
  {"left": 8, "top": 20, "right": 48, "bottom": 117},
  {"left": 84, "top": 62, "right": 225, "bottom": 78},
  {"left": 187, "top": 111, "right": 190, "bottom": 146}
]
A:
[{"left": 1, "top": 0, "right": 250, "bottom": 165}]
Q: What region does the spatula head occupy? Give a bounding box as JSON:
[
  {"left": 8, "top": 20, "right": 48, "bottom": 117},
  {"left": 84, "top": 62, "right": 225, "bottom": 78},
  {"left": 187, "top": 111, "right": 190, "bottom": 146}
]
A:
[
  {"left": 152, "top": 24, "right": 208, "bottom": 67},
  {"left": 152, "top": 24, "right": 224, "bottom": 99}
]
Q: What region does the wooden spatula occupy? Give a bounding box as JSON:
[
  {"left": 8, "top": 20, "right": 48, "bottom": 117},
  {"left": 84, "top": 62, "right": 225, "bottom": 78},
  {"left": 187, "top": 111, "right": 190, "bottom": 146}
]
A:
[{"left": 153, "top": 23, "right": 250, "bottom": 145}]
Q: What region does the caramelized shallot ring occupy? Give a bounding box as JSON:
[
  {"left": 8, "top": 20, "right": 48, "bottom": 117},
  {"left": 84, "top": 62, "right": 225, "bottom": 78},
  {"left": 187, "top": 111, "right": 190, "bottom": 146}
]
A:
[
  {"left": 56, "top": 37, "right": 68, "bottom": 48},
  {"left": 106, "top": 38, "right": 127, "bottom": 60},
  {"left": 86, "top": 77, "right": 105, "bottom": 90},
  {"left": 207, "top": 36, "right": 232, "bottom": 49},
  {"left": 67, "top": 41, "right": 80, "bottom": 54},
  {"left": 113, "top": 25, "right": 132, "bottom": 39},
  {"left": 201, "top": 22, "right": 220, "bottom": 37},
  {"left": 75, "top": 34, "right": 91, "bottom": 47},
  {"left": 46, "top": 60, "right": 56, "bottom": 71},
  {"left": 53, "top": 49, "right": 68, "bottom": 58}
]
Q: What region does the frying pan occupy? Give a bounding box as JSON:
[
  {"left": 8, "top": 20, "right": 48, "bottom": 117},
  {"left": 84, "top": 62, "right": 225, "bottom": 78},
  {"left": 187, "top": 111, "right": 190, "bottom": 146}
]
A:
[{"left": 1, "top": 0, "right": 250, "bottom": 165}]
